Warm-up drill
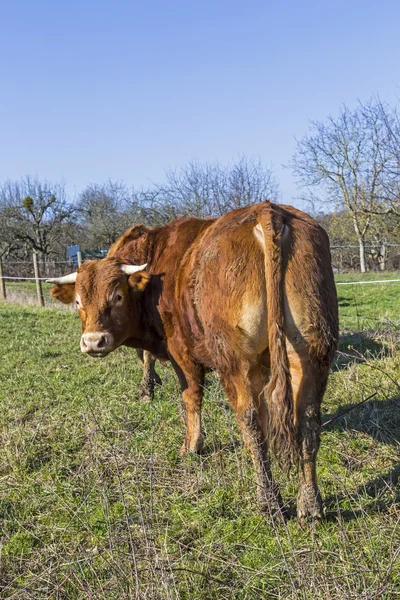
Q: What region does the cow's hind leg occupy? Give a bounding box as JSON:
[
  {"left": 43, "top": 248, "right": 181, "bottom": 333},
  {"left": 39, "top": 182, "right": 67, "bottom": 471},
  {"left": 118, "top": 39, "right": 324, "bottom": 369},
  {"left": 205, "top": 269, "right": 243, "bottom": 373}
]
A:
[
  {"left": 220, "top": 364, "right": 284, "bottom": 516},
  {"left": 289, "top": 354, "right": 327, "bottom": 522}
]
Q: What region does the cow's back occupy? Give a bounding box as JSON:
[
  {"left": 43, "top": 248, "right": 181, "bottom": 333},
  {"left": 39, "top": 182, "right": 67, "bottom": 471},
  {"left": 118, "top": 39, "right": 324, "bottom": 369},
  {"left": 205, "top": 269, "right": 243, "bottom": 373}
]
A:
[{"left": 178, "top": 202, "right": 338, "bottom": 371}]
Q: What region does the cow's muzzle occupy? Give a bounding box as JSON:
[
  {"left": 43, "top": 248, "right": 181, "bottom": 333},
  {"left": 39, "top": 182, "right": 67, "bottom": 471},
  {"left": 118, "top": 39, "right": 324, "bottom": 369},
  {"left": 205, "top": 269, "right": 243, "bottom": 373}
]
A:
[{"left": 80, "top": 332, "right": 114, "bottom": 357}]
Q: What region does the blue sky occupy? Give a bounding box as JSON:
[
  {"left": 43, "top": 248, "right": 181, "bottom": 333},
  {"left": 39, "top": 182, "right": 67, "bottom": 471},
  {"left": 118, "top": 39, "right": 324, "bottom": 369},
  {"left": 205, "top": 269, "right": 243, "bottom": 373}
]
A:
[{"left": 1, "top": 0, "right": 399, "bottom": 206}]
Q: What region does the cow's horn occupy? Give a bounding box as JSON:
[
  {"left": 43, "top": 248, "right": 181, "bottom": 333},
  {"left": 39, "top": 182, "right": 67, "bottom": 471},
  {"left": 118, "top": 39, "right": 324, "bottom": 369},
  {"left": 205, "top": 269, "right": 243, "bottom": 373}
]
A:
[
  {"left": 120, "top": 263, "right": 147, "bottom": 274},
  {"left": 46, "top": 272, "right": 78, "bottom": 284}
]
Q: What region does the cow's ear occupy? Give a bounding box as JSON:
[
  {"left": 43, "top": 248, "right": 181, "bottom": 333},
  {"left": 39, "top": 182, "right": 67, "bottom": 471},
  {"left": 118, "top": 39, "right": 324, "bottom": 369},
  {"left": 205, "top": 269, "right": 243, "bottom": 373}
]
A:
[
  {"left": 128, "top": 271, "right": 150, "bottom": 292},
  {"left": 50, "top": 284, "right": 76, "bottom": 304}
]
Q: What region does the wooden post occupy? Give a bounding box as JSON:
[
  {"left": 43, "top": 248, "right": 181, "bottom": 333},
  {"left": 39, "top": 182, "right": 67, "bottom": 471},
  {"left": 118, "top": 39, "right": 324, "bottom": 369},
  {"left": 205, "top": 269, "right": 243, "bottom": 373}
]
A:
[
  {"left": 33, "top": 253, "right": 45, "bottom": 307},
  {"left": 0, "top": 258, "right": 6, "bottom": 300},
  {"left": 77, "top": 251, "right": 82, "bottom": 268}
]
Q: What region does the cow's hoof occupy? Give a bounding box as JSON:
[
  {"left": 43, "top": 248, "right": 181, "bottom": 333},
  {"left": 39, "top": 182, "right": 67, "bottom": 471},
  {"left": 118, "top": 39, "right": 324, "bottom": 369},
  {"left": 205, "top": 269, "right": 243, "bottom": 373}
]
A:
[
  {"left": 297, "top": 484, "right": 323, "bottom": 525},
  {"left": 153, "top": 372, "right": 162, "bottom": 386},
  {"left": 139, "top": 383, "right": 154, "bottom": 402},
  {"left": 179, "top": 434, "right": 204, "bottom": 457},
  {"left": 258, "top": 487, "right": 287, "bottom": 521}
]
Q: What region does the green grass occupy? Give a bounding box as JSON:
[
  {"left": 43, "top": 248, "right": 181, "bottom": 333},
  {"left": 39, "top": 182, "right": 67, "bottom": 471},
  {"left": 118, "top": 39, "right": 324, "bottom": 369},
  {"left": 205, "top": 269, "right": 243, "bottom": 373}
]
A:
[
  {"left": 3, "top": 281, "right": 53, "bottom": 293},
  {"left": 4, "top": 281, "right": 54, "bottom": 294},
  {"left": 3, "top": 281, "right": 66, "bottom": 309},
  {"left": 0, "top": 294, "right": 399, "bottom": 598},
  {"left": 335, "top": 270, "right": 400, "bottom": 283},
  {"left": 335, "top": 271, "right": 400, "bottom": 332}
]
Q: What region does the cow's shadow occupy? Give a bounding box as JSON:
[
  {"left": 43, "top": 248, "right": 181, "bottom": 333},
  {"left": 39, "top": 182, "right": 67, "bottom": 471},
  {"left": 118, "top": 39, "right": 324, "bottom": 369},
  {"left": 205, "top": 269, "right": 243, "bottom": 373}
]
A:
[
  {"left": 321, "top": 395, "right": 400, "bottom": 521},
  {"left": 323, "top": 395, "right": 400, "bottom": 444},
  {"left": 334, "top": 332, "right": 388, "bottom": 371}
]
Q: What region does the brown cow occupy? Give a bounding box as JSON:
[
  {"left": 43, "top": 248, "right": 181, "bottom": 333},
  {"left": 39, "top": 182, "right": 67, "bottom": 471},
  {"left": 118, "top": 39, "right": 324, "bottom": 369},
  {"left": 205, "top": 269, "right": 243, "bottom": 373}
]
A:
[{"left": 48, "top": 202, "right": 338, "bottom": 521}]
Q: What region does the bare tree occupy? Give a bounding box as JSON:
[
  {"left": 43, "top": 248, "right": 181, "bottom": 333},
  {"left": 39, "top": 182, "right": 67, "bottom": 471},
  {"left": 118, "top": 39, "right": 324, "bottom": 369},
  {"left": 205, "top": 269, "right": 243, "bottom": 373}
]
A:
[
  {"left": 291, "top": 100, "right": 400, "bottom": 272},
  {"left": 0, "top": 176, "right": 75, "bottom": 259},
  {"left": 148, "top": 157, "right": 279, "bottom": 221},
  {"left": 78, "top": 181, "right": 134, "bottom": 250},
  {"left": 128, "top": 188, "right": 177, "bottom": 228},
  {"left": 371, "top": 99, "right": 400, "bottom": 216},
  {"left": 0, "top": 202, "right": 19, "bottom": 259}
]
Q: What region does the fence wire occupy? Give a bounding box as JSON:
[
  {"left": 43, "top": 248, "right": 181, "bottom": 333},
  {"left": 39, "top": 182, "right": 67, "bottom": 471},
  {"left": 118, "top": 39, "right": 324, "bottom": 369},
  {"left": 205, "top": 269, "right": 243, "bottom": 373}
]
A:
[
  {"left": 1, "top": 260, "right": 399, "bottom": 332},
  {"left": 331, "top": 244, "right": 400, "bottom": 272}
]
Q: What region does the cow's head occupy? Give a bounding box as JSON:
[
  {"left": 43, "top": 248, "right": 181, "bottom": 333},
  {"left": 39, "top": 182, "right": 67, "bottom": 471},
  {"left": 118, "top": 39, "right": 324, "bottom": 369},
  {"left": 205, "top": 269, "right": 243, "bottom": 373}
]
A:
[{"left": 47, "top": 258, "right": 149, "bottom": 357}]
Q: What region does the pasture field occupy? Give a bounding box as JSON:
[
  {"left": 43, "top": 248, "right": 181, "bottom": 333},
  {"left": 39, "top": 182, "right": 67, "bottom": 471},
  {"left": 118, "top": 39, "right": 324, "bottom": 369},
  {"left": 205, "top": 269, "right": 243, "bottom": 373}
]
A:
[
  {"left": 335, "top": 271, "right": 400, "bottom": 333},
  {"left": 2, "top": 282, "right": 61, "bottom": 308},
  {"left": 0, "top": 280, "right": 399, "bottom": 599}
]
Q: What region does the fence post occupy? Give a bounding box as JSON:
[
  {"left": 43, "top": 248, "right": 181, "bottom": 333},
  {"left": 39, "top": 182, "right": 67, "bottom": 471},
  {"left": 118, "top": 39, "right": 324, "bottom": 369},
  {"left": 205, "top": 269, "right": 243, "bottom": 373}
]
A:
[
  {"left": 0, "top": 258, "right": 6, "bottom": 300},
  {"left": 33, "top": 253, "right": 45, "bottom": 307},
  {"left": 77, "top": 251, "right": 82, "bottom": 268}
]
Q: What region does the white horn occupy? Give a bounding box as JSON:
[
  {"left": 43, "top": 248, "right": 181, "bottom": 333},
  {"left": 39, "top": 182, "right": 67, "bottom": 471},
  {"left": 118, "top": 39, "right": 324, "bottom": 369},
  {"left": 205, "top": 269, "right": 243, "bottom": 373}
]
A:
[
  {"left": 46, "top": 272, "right": 77, "bottom": 284},
  {"left": 120, "top": 263, "right": 147, "bottom": 275}
]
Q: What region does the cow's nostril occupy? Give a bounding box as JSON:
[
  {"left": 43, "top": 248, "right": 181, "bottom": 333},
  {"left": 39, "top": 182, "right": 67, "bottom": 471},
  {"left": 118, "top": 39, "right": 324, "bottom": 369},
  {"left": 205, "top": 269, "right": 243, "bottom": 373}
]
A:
[
  {"left": 81, "top": 337, "right": 87, "bottom": 348},
  {"left": 97, "top": 336, "right": 106, "bottom": 349}
]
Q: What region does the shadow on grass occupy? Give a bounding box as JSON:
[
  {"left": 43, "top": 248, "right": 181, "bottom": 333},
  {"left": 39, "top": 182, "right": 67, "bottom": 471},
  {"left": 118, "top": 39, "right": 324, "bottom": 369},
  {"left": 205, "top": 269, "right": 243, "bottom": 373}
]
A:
[
  {"left": 322, "top": 395, "right": 400, "bottom": 521},
  {"left": 322, "top": 395, "right": 400, "bottom": 444},
  {"left": 334, "top": 332, "right": 388, "bottom": 370},
  {"left": 323, "top": 462, "right": 400, "bottom": 522}
]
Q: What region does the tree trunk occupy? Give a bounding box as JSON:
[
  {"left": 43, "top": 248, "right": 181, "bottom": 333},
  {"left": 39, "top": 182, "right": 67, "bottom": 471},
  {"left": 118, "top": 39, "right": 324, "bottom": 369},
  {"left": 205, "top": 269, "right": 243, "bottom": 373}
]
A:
[
  {"left": 352, "top": 214, "right": 370, "bottom": 274},
  {"left": 358, "top": 237, "right": 367, "bottom": 273},
  {"left": 378, "top": 243, "right": 386, "bottom": 271}
]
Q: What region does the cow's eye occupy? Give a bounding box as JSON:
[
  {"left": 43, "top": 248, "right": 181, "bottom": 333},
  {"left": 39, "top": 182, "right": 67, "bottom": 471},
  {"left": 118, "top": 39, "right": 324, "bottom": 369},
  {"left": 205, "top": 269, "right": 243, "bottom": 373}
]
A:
[{"left": 115, "top": 293, "right": 122, "bottom": 303}]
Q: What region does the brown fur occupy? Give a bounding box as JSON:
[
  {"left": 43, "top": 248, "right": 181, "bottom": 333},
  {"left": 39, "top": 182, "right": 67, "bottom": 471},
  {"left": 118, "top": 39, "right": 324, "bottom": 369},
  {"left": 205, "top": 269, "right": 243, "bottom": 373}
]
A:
[{"left": 50, "top": 202, "right": 338, "bottom": 519}]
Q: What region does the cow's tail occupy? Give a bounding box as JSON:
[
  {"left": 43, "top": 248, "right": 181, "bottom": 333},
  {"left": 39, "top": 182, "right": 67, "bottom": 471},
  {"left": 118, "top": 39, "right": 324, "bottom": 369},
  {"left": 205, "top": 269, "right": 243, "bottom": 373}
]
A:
[{"left": 255, "top": 204, "right": 297, "bottom": 469}]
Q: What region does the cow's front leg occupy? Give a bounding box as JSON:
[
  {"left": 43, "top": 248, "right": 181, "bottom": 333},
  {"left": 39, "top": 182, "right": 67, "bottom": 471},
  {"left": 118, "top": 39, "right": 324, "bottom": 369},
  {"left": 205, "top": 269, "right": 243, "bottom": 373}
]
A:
[
  {"left": 136, "top": 349, "right": 162, "bottom": 401},
  {"left": 169, "top": 350, "right": 205, "bottom": 455},
  {"left": 180, "top": 383, "right": 205, "bottom": 455}
]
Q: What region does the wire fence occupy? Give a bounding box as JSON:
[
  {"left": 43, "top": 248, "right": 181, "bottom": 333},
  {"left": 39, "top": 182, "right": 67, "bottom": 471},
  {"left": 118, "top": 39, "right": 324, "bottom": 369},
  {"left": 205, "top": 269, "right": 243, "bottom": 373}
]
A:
[
  {"left": 331, "top": 243, "right": 400, "bottom": 273},
  {"left": 1, "top": 255, "right": 399, "bottom": 333},
  {"left": 0, "top": 254, "right": 82, "bottom": 309}
]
